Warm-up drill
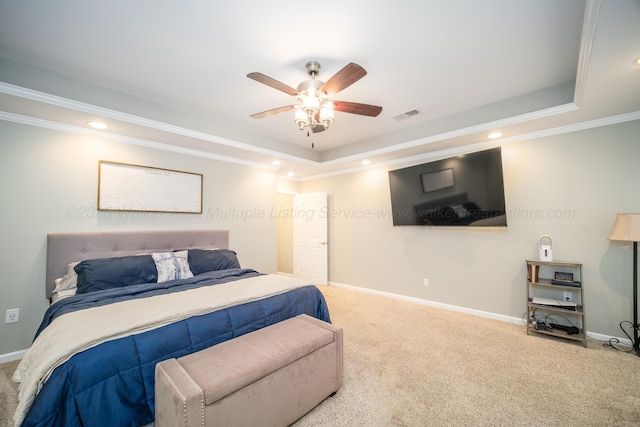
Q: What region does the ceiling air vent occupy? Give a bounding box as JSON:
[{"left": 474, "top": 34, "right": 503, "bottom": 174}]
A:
[{"left": 391, "top": 109, "right": 420, "bottom": 121}]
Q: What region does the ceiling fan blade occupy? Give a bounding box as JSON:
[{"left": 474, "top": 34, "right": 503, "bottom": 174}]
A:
[
  {"left": 320, "top": 63, "right": 367, "bottom": 96},
  {"left": 247, "top": 72, "right": 298, "bottom": 96},
  {"left": 333, "top": 101, "right": 383, "bottom": 117},
  {"left": 250, "top": 105, "right": 295, "bottom": 119}
]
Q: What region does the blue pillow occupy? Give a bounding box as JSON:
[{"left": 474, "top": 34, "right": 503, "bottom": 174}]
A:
[
  {"left": 186, "top": 249, "right": 240, "bottom": 275},
  {"left": 74, "top": 255, "right": 158, "bottom": 294}
]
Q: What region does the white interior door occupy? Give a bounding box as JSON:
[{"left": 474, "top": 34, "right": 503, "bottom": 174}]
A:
[{"left": 293, "top": 191, "right": 328, "bottom": 284}]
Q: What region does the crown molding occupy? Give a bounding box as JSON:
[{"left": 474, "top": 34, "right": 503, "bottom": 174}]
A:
[
  {"left": 0, "top": 81, "right": 579, "bottom": 170},
  {"left": 573, "top": 0, "right": 601, "bottom": 107},
  {"left": 0, "top": 82, "right": 317, "bottom": 165},
  {"left": 299, "top": 110, "right": 640, "bottom": 181},
  {"left": 0, "top": 111, "right": 278, "bottom": 170},
  {"left": 2, "top": 77, "right": 639, "bottom": 181}
]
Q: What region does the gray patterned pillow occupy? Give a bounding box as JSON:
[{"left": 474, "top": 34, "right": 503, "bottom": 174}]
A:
[{"left": 151, "top": 250, "right": 194, "bottom": 282}]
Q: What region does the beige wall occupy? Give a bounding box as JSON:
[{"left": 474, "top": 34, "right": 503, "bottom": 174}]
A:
[
  {"left": 0, "top": 121, "right": 279, "bottom": 355},
  {"left": 2, "top": 118, "right": 639, "bottom": 355},
  {"left": 299, "top": 120, "right": 640, "bottom": 339}
]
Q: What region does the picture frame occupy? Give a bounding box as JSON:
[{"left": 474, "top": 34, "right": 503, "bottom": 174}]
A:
[{"left": 98, "top": 161, "right": 203, "bottom": 214}]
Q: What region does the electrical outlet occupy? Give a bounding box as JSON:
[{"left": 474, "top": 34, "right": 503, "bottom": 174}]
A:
[
  {"left": 562, "top": 291, "right": 573, "bottom": 303},
  {"left": 423, "top": 278, "right": 429, "bottom": 287},
  {"left": 5, "top": 308, "right": 19, "bottom": 324}
]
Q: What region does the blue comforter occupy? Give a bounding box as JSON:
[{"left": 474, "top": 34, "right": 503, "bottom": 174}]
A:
[
  {"left": 34, "top": 268, "right": 264, "bottom": 339},
  {"left": 21, "top": 270, "right": 331, "bottom": 427}
]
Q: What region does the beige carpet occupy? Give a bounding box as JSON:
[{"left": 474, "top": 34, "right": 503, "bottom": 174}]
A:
[
  {"left": 2, "top": 284, "right": 640, "bottom": 426},
  {"left": 296, "top": 285, "right": 640, "bottom": 427},
  {"left": 0, "top": 358, "right": 19, "bottom": 427}
]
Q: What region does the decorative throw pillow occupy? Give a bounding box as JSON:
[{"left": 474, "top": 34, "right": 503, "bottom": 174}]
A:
[
  {"left": 185, "top": 248, "right": 241, "bottom": 276},
  {"left": 74, "top": 255, "right": 158, "bottom": 294},
  {"left": 152, "top": 250, "right": 194, "bottom": 282}
]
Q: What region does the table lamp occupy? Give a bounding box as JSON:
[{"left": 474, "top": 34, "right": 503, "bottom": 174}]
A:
[{"left": 608, "top": 213, "right": 640, "bottom": 356}]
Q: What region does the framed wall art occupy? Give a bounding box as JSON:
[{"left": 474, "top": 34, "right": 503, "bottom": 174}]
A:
[{"left": 98, "top": 161, "right": 203, "bottom": 214}]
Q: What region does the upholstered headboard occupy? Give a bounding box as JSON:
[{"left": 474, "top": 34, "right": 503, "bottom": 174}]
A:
[{"left": 46, "top": 229, "right": 229, "bottom": 299}]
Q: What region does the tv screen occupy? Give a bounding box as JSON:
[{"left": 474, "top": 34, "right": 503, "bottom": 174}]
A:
[{"left": 388, "top": 147, "right": 507, "bottom": 227}]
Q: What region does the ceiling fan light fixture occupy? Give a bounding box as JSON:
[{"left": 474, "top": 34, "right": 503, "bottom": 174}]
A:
[
  {"left": 294, "top": 107, "right": 309, "bottom": 130},
  {"left": 319, "top": 104, "right": 334, "bottom": 129},
  {"left": 248, "top": 61, "right": 382, "bottom": 143},
  {"left": 302, "top": 95, "right": 320, "bottom": 115}
]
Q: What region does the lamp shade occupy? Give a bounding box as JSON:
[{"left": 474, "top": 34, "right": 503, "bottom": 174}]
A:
[{"left": 608, "top": 213, "right": 640, "bottom": 242}]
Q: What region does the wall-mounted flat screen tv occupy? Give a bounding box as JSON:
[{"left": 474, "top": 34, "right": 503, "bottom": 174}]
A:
[{"left": 388, "top": 147, "right": 507, "bottom": 227}]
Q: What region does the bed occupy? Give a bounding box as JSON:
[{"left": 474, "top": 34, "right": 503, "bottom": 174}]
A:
[
  {"left": 413, "top": 193, "right": 506, "bottom": 226},
  {"left": 13, "top": 229, "right": 331, "bottom": 427}
]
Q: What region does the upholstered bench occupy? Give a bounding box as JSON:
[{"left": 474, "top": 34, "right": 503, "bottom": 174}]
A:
[{"left": 154, "top": 314, "right": 343, "bottom": 427}]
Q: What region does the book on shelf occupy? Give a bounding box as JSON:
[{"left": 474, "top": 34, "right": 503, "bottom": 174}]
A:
[{"left": 527, "top": 264, "right": 539, "bottom": 282}]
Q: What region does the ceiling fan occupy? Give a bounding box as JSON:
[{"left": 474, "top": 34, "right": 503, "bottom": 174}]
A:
[{"left": 247, "top": 61, "right": 382, "bottom": 141}]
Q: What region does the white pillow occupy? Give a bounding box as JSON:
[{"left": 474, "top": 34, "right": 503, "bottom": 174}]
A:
[
  {"left": 152, "top": 250, "right": 194, "bottom": 282},
  {"left": 51, "top": 288, "right": 78, "bottom": 304},
  {"left": 51, "top": 261, "right": 80, "bottom": 303}
]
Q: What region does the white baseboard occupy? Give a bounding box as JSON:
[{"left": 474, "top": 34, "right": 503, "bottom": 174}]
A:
[
  {"left": 0, "top": 349, "right": 27, "bottom": 364},
  {"left": 586, "top": 331, "right": 631, "bottom": 346},
  {"left": 327, "top": 281, "right": 632, "bottom": 347},
  {"left": 1, "top": 282, "right": 630, "bottom": 362}
]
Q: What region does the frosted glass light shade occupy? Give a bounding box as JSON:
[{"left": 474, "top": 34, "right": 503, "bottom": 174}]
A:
[{"left": 294, "top": 108, "right": 309, "bottom": 129}]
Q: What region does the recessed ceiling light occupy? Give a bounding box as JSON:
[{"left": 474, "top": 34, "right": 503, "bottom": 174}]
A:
[
  {"left": 88, "top": 121, "right": 108, "bottom": 129},
  {"left": 362, "top": 160, "right": 371, "bottom": 165},
  {"left": 287, "top": 171, "right": 294, "bottom": 177},
  {"left": 487, "top": 132, "right": 503, "bottom": 139},
  {"left": 272, "top": 160, "right": 281, "bottom": 166},
  {"left": 635, "top": 57, "right": 640, "bottom": 65}
]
